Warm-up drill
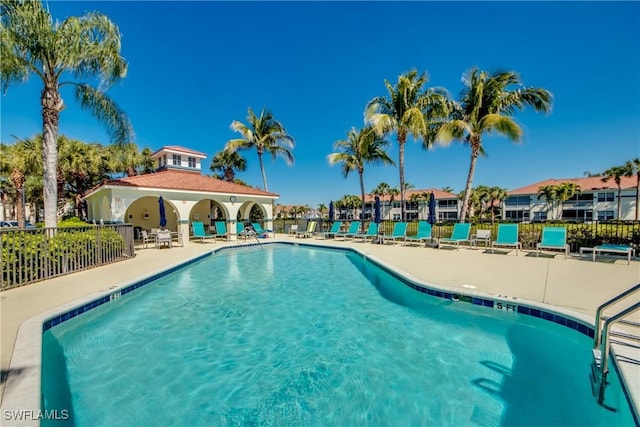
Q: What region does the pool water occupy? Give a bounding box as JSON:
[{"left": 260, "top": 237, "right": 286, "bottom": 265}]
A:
[{"left": 42, "top": 245, "right": 635, "bottom": 426}]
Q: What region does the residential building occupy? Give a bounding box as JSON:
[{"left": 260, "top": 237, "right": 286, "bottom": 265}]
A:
[{"left": 505, "top": 176, "right": 637, "bottom": 222}]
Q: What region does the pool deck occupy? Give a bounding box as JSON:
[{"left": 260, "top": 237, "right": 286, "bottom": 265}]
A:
[{"left": 1, "top": 234, "right": 639, "bottom": 423}]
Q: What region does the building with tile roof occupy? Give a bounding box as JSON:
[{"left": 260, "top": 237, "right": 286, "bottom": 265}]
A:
[
  {"left": 504, "top": 176, "right": 637, "bottom": 221},
  {"left": 83, "top": 146, "right": 279, "bottom": 239}
]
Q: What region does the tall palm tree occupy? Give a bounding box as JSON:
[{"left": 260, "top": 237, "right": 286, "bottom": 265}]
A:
[
  {"left": 537, "top": 185, "right": 558, "bottom": 219},
  {"left": 0, "top": 137, "right": 41, "bottom": 227},
  {"left": 328, "top": 126, "right": 395, "bottom": 225},
  {"left": 225, "top": 107, "right": 295, "bottom": 192},
  {"left": 366, "top": 70, "right": 449, "bottom": 222},
  {"left": 434, "top": 68, "right": 552, "bottom": 222},
  {"left": 210, "top": 149, "right": 247, "bottom": 182},
  {"left": 625, "top": 158, "right": 640, "bottom": 220},
  {"left": 1, "top": 0, "right": 133, "bottom": 228},
  {"left": 487, "top": 186, "right": 508, "bottom": 221},
  {"left": 602, "top": 165, "right": 633, "bottom": 219}
]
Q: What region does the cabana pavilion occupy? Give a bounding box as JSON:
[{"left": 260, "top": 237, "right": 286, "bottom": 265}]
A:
[{"left": 83, "top": 146, "right": 278, "bottom": 241}]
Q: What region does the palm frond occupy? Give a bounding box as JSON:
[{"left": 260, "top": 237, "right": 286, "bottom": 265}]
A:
[
  {"left": 479, "top": 114, "right": 522, "bottom": 142},
  {"left": 74, "top": 83, "right": 134, "bottom": 144}
]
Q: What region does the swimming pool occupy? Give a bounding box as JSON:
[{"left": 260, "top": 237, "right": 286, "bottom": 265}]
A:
[{"left": 41, "top": 244, "right": 636, "bottom": 426}]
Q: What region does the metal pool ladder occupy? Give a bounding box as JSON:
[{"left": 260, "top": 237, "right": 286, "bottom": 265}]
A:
[{"left": 591, "top": 283, "right": 640, "bottom": 409}]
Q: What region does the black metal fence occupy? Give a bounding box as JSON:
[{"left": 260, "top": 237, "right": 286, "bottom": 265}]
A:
[
  {"left": 272, "top": 219, "right": 640, "bottom": 253},
  {"left": 1, "top": 224, "right": 135, "bottom": 290}
]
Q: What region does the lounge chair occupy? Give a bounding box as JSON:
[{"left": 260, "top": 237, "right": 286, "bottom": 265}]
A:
[
  {"left": 192, "top": 221, "right": 215, "bottom": 243},
  {"left": 382, "top": 222, "right": 407, "bottom": 245},
  {"left": 439, "top": 223, "right": 471, "bottom": 250},
  {"left": 296, "top": 221, "right": 317, "bottom": 238},
  {"left": 354, "top": 222, "right": 379, "bottom": 242},
  {"left": 491, "top": 224, "right": 521, "bottom": 255},
  {"left": 252, "top": 222, "right": 271, "bottom": 238},
  {"left": 405, "top": 221, "right": 434, "bottom": 247},
  {"left": 580, "top": 243, "right": 635, "bottom": 265},
  {"left": 537, "top": 226, "right": 569, "bottom": 259},
  {"left": 317, "top": 221, "right": 342, "bottom": 239},
  {"left": 214, "top": 221, "right": 230, "bottom": 241},
  {"left": 236, "top": 222, "right": 247, "bottom": 240},
  {"left": 336, "top": 221, "right": 361, "bottom": 240}
]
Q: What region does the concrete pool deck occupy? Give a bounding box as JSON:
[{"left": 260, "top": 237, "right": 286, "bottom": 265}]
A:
[{"left": 1, "top": 234, "right": 639, "bottom": 421}]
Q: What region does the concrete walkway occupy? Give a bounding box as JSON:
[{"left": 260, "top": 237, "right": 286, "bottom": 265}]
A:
[{"left": 2, "top": 234, "right": 639, "bottom": 415}]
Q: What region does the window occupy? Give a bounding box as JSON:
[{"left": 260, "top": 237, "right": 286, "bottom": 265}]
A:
[
  {"left": 405, "top": 212, "right": 418, "bottom": 220},
  {"left": 392, "top": 214, "right": 401, "bottom": 221},
  {"left": 597, "top": 210, "right": 614, "bottom": 221},
  {"left": 172, "top": 154, "right": 182, "bottom": 166},
  {"left": 438, "top": 199, "right": 457, "bottom": 209},
  {"left": 597, "top": 192, "right": 614, "bottom": 202},
  {"left": 533, "top": 211, "right": 547, "bottom": 221},
  {"left": 188, "top": 157, "right": 196, "bottom": 168},
  {"left": 438, "top": 211, "right": 458, "bottom": 221},
  {"left": 405, "top": 201, "right": 418, "bottom": 211},
  {"left": 562, "top": 210, "right": 593, "bottom": 222},
  {"left": 391, "top": 202, "right": 400, "bottom": 209},
  {"left": 505, "top": 210, "right": 530, "bottom": 221},
  {"left": 505, "top": 196, "right": 530, "bottom": 206}
]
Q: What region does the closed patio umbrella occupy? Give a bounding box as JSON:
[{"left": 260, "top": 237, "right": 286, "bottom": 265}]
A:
[
  {"left": 428, "top": 192, "right": 436, "bottom": 225},
  {"left": 158, "top": 196, "right": 167, "bottom": 228},
  {"left": 374, "top": 196, "right": 381, "bottom": 224},
  {"left": 328, "top": 201, "right": 335, "bottom": 222}
]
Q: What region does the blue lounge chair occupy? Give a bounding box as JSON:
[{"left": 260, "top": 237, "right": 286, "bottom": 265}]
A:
[
  {"left": 537, "top": 226, "right": 569, "bottom": 259},
  {"left": 491, "top": 224, "right": 521, "bottom": 255},
  {"left": 439, "top": 223, "right": 471, "bottom": 250},
  {"left": 317, "top": 221, "right": 342, "bottom": 239},
  {"left": 354, "top": 222, "right": 379, "bottom": 242},
  {"left": 191, "top": 221, "right": 215, "bottom": 243},
  {"left": 214, "top": 221, "right": 229, "bottom": 241},
  {"left": 383, "top": 222, "right": 407, "bottom": 245},
  {"left": 405, "top": 221, "right": 434, "bottom": 247},
  {"left": 336, "top": 221, "right": 361, "bottom": 240},
  {"left": 236, "top": 222, "right": 247, "bottom": 240},
  {"left": 252, "top": 222, "right": 270, "bottom": 238},
  {"left": 296, "top": 221, "right": 317, "bottom": 238}
]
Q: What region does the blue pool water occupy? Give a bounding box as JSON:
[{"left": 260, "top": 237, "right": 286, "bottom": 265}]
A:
[{"left": 42, "top": 245, "right": 635, "bottom": 426}]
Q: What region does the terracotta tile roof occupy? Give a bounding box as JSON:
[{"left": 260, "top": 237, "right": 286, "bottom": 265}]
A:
[
  {"left": 363, "top": 188, "right": 458, "bottom": 203},
  {"left": 151, "top": 146, "right": 207, "bottom": 157},
  {"left": 87, "top": 169, "right": 278, "bottom": 197},
  {"left": 509, "top": 176, "right": 637, "bottom": 195}
]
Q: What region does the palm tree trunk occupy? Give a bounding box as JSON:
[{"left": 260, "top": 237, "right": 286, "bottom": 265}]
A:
[
  {"left": 460, "top": 145, "right": 480, "bottom": 222},
  {"left": 41, "top": 85, "right": 64, "bottom": 228},
  {"left": 397, "top": 131, "right": 406, "bottom": 222},
  {"left": 617, "top": 188, "right": 622, "bottom": 219},
  {"left": 10, "top": 170, "right": 25, "bottom": 228},
  {"left": 258, "top": 152, "right": 268, "bottom": 191},
  {"left": 359, "top": 169, "right": 366, "bottom": 233}
]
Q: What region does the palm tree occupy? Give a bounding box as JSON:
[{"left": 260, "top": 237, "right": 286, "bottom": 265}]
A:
[
  {"left": 1, "top": 0, "right": 133, "bottom": 228},
  {"left": 210, "top": 149, "right": 247, "bottom": 182},
  {"left": 366, "top": 70, "right": 449, "bottom": 222},
  {"left": 328, "top": 126, "right": 395, "bottom": 226},
  {"left": 0, "top": 137, "right": 41, "bottom": 227},
  {"left": 602, "top": 165, "right": 633, "bottom": 219},
  {"left": 625, "top": 158, "right": 640, "bottom": 220},
  {"left": 317, "top": 203, "right": 327, "bottom": 219},
  {"left": 555, "top": 182, "right": 581, "bottom": 220},
  {"left": 537, "top": 185, "right": 558, "bottom": 219},
  {"left": 441, "top": 186, "right": 455, "bottom": 193},
  {"left": 225, "top": 107, "right": 295, "bottom": 191},
  {"left": 434, "top": 68, "right": 552, "bottom": 222},
  {"left": 487, "top": 186, "right": 508, "bottom": 221}
]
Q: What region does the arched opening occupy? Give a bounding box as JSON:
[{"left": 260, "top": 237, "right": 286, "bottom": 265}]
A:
[
  {"left": 125, "top": 196, "right": 179, "bottom": 233},
  {"left": 190, "top": 199, "right": 228, "bottom": 229}
]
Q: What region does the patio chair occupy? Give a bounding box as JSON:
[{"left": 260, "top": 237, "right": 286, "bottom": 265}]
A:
[
  {"left": 383, "top": 222, "right": 407, "bottom": 245},
  {"left": 317, "top": 221, "right": 342, "bottom": 239},
  {"left": 354, "top": 222, "right": 379, "bottom": 242},
  {"left": 236, "top": 222, "right": 247, "bottom": 240},
  {"left": 252, "top": 222, "right": 271, "bottom": 238},
  {"left": 405, "top": 221, "right": 434, "bottom": 247},
  {"left": 537, "top": 226, "right": 569, "bottom": 259},
  {"left": 296, "top": 221, "right": 317, "bottom": 238},
  {"left": 192, "top": 221, "right": 215, "bottom": 243},
  {"left": 491, "top": 224, "right": 521, "bottom": 255},
  {"left": 438, "top": 223, "right": 471, "bottom": 251},
  {"left": 214, "top": 221, "right": 230, "bottom": 241},
  {"left": 156, "top": 229, "right": 172, "bottom": 249},
  {"left": 140, "top": 230, "right": 154, "bottom": 249},
  {"left": 471, "top": 229, "right": 492, "bottom": 249},
  {"left": 336, "top": 221, "right": 361, "bottom": 240}
]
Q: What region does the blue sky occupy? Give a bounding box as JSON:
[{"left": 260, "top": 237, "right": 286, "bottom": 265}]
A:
[{"left": 2, "top": 1, "right": 639, "bottom": 207}]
